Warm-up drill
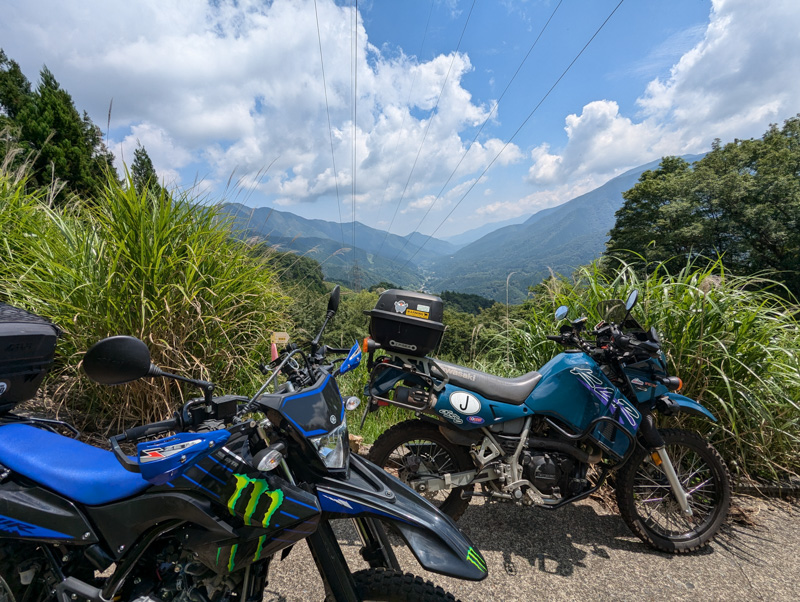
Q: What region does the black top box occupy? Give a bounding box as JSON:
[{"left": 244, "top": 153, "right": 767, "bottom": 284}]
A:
[
  {"left": 367, "top": 289, "right": 444, "bottom": 357},
  {"left": 0, "top": 303, "right": 60, "bottom": 412}
]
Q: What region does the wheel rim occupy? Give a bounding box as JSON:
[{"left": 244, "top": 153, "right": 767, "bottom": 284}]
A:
[
  {"left": 631, "top": 442, "right": 722, "bottom": 539},
  {"left": 381, "top": 438, "right": 459, "bottom": 507},
  {"left": 0, "top": 577, "right": 16, "bottom": 602}
]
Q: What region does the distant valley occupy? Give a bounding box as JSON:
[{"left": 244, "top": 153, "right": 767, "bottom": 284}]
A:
[{"left": 220, "top": 155, "right": 704, "bottom": 303}]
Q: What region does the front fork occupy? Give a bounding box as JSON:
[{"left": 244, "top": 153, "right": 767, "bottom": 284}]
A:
[
  {"left": 652, "top": 447, "right": 693, "bottom": 516},
  {"left": 639, "top": 414, "right": 692, "bottom": 516}
]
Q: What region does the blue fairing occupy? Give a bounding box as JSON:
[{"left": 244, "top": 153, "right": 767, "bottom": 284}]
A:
[
  {"left": 666, "top": 393, "right": 717, "bottom": 421},
  {"left": 0, "top": 424, "right": 150, "bottom": 505},
  {"left": 138, "top": 430, "right": 231, "bottom": 485}
]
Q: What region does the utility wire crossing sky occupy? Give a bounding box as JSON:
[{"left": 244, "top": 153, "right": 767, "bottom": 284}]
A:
[{"left": 2, "top": 0, "right": 799, "bottom": 238}]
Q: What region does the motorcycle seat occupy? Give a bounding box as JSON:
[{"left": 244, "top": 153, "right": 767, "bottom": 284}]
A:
[
  {"left": 433, "top": 360, "right": 542, "bottom": 405},
  {"left": 0, "top": 423, "right": 150, "bottom": 506}
]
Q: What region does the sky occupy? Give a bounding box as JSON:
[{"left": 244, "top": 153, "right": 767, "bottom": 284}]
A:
[{"left": 2, "top": 0, "right": 800, "bottom": 240}]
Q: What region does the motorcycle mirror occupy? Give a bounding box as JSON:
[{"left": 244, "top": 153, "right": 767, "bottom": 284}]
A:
[
  {"left": 327, "top": 285, "right": 341, "bottom": 315},
  {"left": 554, "top": 305, "right": 569, "bottom": 321},
  {"left": 312, "top": 285, "right": 341, "bottom": 354},
  {"left": 83, "top": 336, "right": 154, "bottom": 385},
  {"left": 625, "top": 289, "right": 639, "bottom": 312}
]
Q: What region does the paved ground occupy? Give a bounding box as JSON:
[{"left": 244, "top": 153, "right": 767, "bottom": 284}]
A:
[{"left": 262, "top": 494, "right": 800, "bottom": 601}]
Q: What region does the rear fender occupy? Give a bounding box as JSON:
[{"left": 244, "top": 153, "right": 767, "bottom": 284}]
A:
[
  {"left": 316, "top": 454, "right": 487, "bottom": 581},
  {"left": 665, "top": 393, "right": 717, "bottom": 421}
]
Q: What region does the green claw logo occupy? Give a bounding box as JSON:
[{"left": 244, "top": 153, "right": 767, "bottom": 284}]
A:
[
  {"left": 466, "top": 547, "right": 487, "bottom": 573},
  {"left": 227, "top": 474, "right": 284, "bottom": 527}
]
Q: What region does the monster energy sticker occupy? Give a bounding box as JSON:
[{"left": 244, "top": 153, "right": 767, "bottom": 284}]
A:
[
  {"left": 227, "top": 474, "right": 284, "bottom": 527},
  {"left": 228, "top": 544, "right": 238, "bottom": 572},
  {"left": 466, "top": 547, "right": 487, "bottom": 573}
]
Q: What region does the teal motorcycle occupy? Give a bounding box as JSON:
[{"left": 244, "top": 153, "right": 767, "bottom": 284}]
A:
[{"left": 362, "top": 289, "right": 731, "bottom": 554}]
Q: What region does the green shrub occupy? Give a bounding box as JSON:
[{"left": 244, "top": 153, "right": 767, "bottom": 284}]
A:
[{"left": 1, "top": 166, "right": 289, "bottom": 430}]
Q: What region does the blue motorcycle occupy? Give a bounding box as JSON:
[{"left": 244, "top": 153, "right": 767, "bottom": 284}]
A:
[
  {"left": 362, "top": 288, "right": 731, "bottom": 554},
  {"left": 0, "top": 287, "right": 486, "bottom": 601}
]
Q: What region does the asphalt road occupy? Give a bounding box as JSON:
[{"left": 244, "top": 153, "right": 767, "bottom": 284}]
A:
[{"left": 262, "top": 494, "right": 800, "bottom": 601}]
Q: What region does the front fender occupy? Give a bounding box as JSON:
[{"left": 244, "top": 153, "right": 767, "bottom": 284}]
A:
[
  {"left": 316, "top": 454, "right": 487, "bottom": 581},
  {"left": 665, "top": 392, "right": 717, "bottom": 422}
]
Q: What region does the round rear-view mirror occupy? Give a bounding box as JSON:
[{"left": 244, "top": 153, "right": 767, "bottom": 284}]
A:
[
  {"left": 554, "top": 305, "right": 569, "bottom": 321},
  {"left": 83, "top": 336, "right": 152, "bottom": 385}
]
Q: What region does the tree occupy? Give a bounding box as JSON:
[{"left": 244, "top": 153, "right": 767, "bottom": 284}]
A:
[
  {"left": 131, "top": 143, "right": 163, "bottom": 198},
  {"left": 605, "top": 156, "right": 695, "bottom": 267},
  {"left": 0, "top": 50, "right": 32, "bottom": 122},
  {"left": 0, "top": 49, "right": 118, "bottom": 202},
  {"left": 605, "top": 116, "right": 800, "bottom": 296}
]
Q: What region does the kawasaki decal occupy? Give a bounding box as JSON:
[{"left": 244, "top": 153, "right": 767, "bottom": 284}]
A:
[
  {"left": 570, "top": 367, "right": 641, "bottom": 427},
  {"left": 466, "top": 547, "right": 487, "bottom": 573},
  {"left": 227, "top": 474, "right": 284, "bottom": 527}
]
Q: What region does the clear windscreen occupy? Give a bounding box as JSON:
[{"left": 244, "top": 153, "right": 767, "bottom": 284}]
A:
[
  {"left": 596, "top": 299, "right": 644, "bottom": 330},
  {"left": 596, "top": 299, "right": 626, "bottom": 323}
]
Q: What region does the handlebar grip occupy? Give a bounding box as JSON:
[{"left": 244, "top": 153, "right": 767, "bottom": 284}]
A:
[
  {"left": 326, "top": 346, "right": 350, "bottom": 354},
  {"left": 616, "top": 334, "right": 632, "bottom": 348},
  {"left": 546, "top": 335, "right": 562, "bottom": 342},
  {"left": 122, "top": 417, "right": 180, "bottom": 442}
]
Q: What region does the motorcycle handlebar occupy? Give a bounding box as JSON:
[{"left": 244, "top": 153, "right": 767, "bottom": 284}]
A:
[
  {"left": 323, "top": 345, "right": 350, "bottom": 354},
  {"left": 109, "top": 415, "right": 182, "bottom": 474},
  {"left": 121, "top": 416, "right": 181, "bottom": 442}
]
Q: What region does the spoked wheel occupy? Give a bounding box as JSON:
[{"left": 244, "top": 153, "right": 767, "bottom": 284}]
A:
[
  {"left": 0, "top": 576, "right": 16, "bottom": 602},
  {"left": 368, "top": 420, "right": 474, "bottom": 520},
  {"left": 615, "top": 428, "right": 731, "bottom": 553}
]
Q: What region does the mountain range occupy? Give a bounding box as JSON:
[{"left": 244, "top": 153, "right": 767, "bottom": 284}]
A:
[{"left": 220, "top": 155, "right": 704, "bottom": 302}]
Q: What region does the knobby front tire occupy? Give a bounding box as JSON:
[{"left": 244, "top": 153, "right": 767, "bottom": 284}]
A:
[
  {"left": 349, "top": 568, "right": 458, "bottom": 602},
  {"left": 615, "top": 428, "right": 731, "bottom": 553}
]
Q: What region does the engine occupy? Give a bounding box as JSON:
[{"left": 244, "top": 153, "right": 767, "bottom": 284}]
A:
[
  {"left": 126, "top": 538, "right": 264, "bottom": 602},
  {"left": 522, "top": 451, "right": 586, "bottom": 497}
]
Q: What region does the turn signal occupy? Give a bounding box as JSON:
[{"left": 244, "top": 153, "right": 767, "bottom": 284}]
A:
[
  {"left": 364, "top": 337, "right": 382, "bottom": 353},
  {"left": 661, "top": 376, "right": 683, "bottom": 391}
]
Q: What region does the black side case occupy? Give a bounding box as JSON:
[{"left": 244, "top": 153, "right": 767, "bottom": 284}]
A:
[{"left": 0, "top": 303, "right": 60, "bottom": 413}]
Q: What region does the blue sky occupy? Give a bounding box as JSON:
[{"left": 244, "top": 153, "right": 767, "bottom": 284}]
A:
[{"left": 2, "top": 0, "right": 799, "bottom": 239}]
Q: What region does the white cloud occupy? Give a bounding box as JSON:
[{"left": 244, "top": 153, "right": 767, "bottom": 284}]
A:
[
  {"left": 115, "top": 123, "right": 192, "bottom": 188},
  {"left": 527, "top": 0, "right": 800, "bottom": 189},
  {"left": 477, "top": 180, "right": 600, "bottom": 220},
  {"left": 1, "top": 0, "right": 517, "bottom": 217}
]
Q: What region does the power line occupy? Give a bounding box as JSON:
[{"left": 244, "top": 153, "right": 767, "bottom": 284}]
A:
[
  {"left": 353, "top": 0, "right": 360, "bottom": 290},
  {"left": 314, "top": 0, "right": 346, "bottom": 252},
  {"left": 379, "top": 0, "right": 478, "bottom": 259},
  {"left": 351, "top": 0, "right": 359, "bottom": 289},
  {"left": 398, "top": 0, "right": 627, "bottom": 272},
  {"left": 375, "top": 0, "right": 435, "bottom": 255},
  {"left": 389, "top": 0, "right": 564, "bottom": 264}
]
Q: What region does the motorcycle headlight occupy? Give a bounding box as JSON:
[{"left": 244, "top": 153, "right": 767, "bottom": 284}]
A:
[{"left": 309, "top": 420, "right": 349, "bottom": 470}]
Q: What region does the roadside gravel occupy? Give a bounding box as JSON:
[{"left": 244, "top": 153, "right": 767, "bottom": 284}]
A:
[{"left": 263, "top": 494, "right": 800, "bottom": 601}]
